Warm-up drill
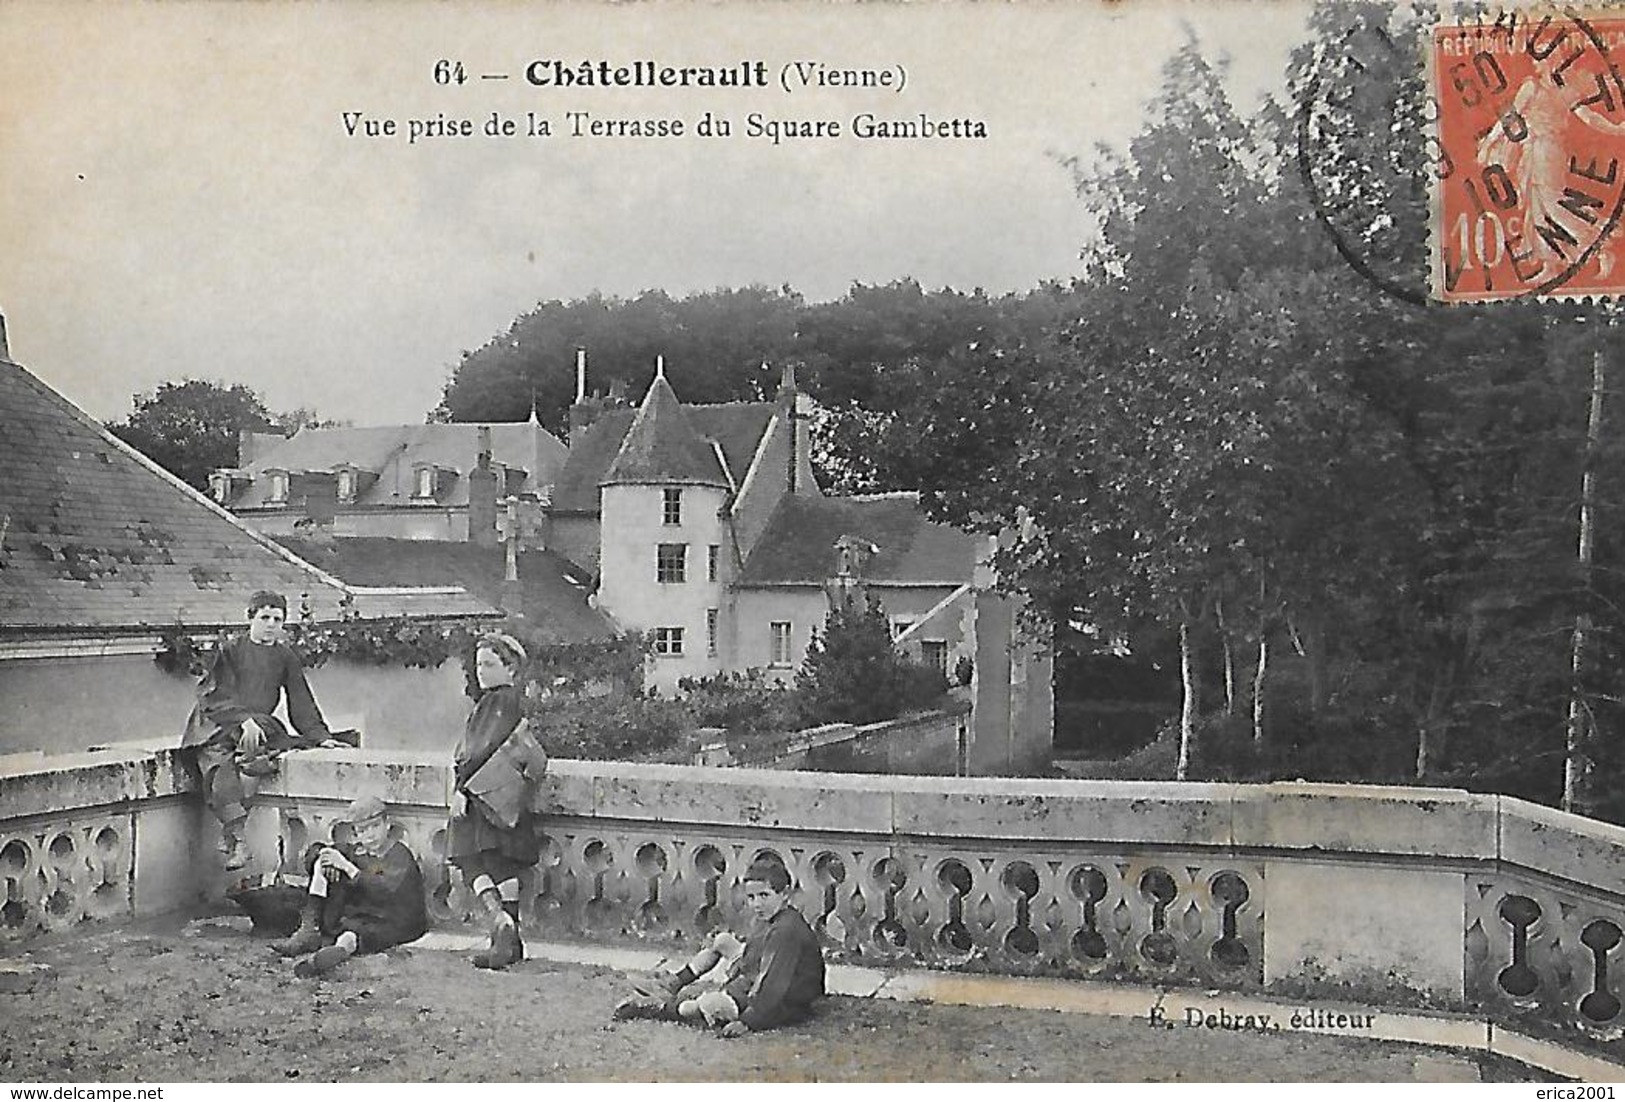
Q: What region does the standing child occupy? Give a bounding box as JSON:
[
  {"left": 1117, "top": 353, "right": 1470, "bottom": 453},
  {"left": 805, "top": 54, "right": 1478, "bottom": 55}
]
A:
[
  {"left": 445, "top": 632, "right": 549, "bottom": 970},
  {"left": 614, "top": 859, "right": 826, "bottom": 1036},
  {"left": 274, "top": 795, "right": 429, "bottom": 978},
  {"left": 181, "top": 590, "right": 351, "bottom": 871}
]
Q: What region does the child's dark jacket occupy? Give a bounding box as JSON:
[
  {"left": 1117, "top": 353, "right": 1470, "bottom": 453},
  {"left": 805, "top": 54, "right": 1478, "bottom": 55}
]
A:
[
  {"left": 722, "top": 906, "right": 826, "bottom": 1030},
  {"left": 180, "top": 635, "right": 332, "bottom": 749},
  {"left": 318, "top": 839, "right": 429, "bottom": 953}
]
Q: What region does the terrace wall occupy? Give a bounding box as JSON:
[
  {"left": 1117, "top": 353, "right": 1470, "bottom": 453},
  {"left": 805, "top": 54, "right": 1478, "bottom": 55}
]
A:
[{"left": 4, "top": 745, "right": 1625, "bottom": 1059}]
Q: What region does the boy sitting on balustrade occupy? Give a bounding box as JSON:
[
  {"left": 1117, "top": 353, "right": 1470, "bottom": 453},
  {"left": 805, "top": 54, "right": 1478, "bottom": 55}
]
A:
[
  {"left": 613, "top": 858, "right": 825, "bottom": 1037},
  {"left": 180, "top": 589, "right": 358, "bottom": 872}
]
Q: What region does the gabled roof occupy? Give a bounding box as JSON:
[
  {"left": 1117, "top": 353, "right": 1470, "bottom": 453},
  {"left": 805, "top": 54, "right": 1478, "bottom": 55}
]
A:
[
  {"left": 273, "top": 537, "right": 614, "bottom": 643},
  {"left": 552, "top": 401, "right": 776, "bottom": 513},
  {"left": 603, "top": 374, "right": 731, "bottom": 489},
  {"left": 0, "top": 361, "right": 495, "bottom": 632},
  {"left": 231, "top": 421, "right": 567, "bottom": 509},
  {"left": 737, "top": 493, "right": 978, "bottom": 587}
]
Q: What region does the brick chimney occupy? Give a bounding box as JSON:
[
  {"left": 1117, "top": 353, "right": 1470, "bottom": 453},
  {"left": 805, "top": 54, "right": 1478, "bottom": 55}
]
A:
[{"left": 468, "top": 425, "right": 499, "bottom": 546}]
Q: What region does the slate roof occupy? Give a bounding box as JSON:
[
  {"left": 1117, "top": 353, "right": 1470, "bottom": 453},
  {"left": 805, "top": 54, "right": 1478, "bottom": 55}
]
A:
[
  {"left": 273, "top": 537, "right": 614, "bottom": 643},
  {"left": 0, "top": 360, "right": 496, "bottom": 633},
  {"left": 603, "top": 374, "right": 732, "bottom": 489},
  {"left": 737, "top": 493, "right": 979, "bottom": 587},
  {"left": 552, "top": 401, "right": 775, "bottom": 513},
  {"left": 230, "top": 421, "right": 568, "bottom": 510}
]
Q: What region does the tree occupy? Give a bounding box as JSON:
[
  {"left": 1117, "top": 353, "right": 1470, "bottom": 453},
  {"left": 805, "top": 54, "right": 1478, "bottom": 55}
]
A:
[
  {"left": 882, "top": 35, "right": 1433, "bottom": 781},
  {"left": 795, "top": 594, "right": 945, "bottom": 726},
  {"left": 435, "top": 286, "right": 804, "bottom": 428},
  {"left": 109, "top": 380, "right": 287, "bottom": 490}
]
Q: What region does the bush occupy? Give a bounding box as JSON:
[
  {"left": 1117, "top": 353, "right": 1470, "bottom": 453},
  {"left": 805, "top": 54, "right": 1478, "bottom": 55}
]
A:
[
  {"left": 895, "top": 659, "right": 951, "bottom": 715},
  {"left": 676, "top": 670, "right": 802, "bottom": 736},
  {"left": 527, "top": 694, "right": 692, "bottom": 761},
  {"left": 795, "top": 594, "right": 949, "bottom": 726}
]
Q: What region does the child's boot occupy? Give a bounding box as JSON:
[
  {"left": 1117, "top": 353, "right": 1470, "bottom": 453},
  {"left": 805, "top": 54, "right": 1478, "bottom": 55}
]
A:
[
  {"left": 612, "top": 994, "right": 679, "bottom": 1021},
  {"left": 221, "top": 818, "right": 251, "bottom": 871},
  {"left": 272, "top": 898, "right": 324, "bottom": 957},
  {"left": 293, "top": 942, "right": 353, "bottom": 979},
  {"left": 474, "top": 900, "right": 523, "bottom": 970},
  {"left": 628, "top": 969, "right": 685, "bottom": 999}
]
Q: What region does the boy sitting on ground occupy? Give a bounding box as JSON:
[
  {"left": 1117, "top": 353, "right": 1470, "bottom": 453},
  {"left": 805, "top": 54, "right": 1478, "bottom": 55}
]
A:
[
  {"left": 273, "top": 795, "right": 430, "bottom": 979},
  {"left": 614, "top": 859, "right": 825, "bottom": 1036}
]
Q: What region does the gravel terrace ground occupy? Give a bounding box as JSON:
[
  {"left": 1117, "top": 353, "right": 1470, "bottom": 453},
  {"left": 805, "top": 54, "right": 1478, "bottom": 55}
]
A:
[{"left": 0, "top": 915, "right": 1554, "bottom": 1083}]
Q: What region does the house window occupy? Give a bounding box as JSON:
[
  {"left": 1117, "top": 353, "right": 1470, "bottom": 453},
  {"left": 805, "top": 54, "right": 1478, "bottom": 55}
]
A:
[
  {"left": 656, "top": 543, "right": 687, "bottom": 584},
  {"left": 414, "top": 466, "right": 435, "bottom": 499},
  {"left": 707, "top": 608, "right": 719, "bottom": 656},
  {"left": 267, "top": 471, "right": 288, "bottom": 504},
  {"left": 210, "top": 473, "right": 230, "bottom": 504},
  {"left": 654, "top": 627, "right": 684, "bottom": 656},
  {"left": 708, "top": 544, "right": 720, "bottom": 582},
  {"left": 890, "top": 617, "right": 915, "bottom": 639},
  {"left": 770, "top": 621, "right": 793, "bottom": 667},
  {"left": 663, "top": 487, "right": 682, "bottom": 526},
  {"left": 921, "top": 640, "right": 949, "bottom": 676},
  {"left": 336, "top": 469, "right": 354, "bottom": 501}
]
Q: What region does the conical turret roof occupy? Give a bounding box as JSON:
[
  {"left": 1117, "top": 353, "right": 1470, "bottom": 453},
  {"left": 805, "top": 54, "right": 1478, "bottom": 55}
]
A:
[{"left": 601, "top": 372, "right": 730, "bottom": 488}]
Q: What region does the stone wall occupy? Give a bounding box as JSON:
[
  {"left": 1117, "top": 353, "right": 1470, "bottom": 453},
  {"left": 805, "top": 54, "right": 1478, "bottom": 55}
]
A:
[
  {"left": 6, "top": 746, "right": 1625, "bottom": 1059},
  {"left": 713, "top": 704, "right": 972, "bottom": 775},
  {"left": 0, "top": 655, "right": 469, "bottom": 757}
]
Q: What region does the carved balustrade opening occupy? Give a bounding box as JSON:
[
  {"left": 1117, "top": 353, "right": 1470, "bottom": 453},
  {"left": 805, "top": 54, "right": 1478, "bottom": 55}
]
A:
[
  {"left": 1468, "top": 873, "right": 1625, "bottom": 1048},
  {"left": 268, "top": 806, "right": 1265, "bottom": 987}
]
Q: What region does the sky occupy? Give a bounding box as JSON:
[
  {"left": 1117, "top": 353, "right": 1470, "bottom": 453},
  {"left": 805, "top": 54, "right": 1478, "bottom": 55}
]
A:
[{"left": 0, "top": 0, "right": 1312, "bottom": 427}]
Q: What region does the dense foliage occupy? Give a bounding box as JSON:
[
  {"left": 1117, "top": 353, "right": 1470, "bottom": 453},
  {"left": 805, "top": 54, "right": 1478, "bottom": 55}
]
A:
[
  {"left": 431, "top": 281, "right": 1061, "bottom": 494},
  {"left": 794, "top": 594, "right": 950, "bottom": 727},
  {"left": 108, "top": 380, "right": 336, "bottom": 490},
  {"left": 871, "top": 7, "right": 1625, "bottom": 815}
]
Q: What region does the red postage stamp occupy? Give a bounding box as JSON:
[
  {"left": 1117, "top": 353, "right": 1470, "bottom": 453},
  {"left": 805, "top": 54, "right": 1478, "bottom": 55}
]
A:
[{"left": 1432, "top": 12, "right": 1625, "bottom": 302}]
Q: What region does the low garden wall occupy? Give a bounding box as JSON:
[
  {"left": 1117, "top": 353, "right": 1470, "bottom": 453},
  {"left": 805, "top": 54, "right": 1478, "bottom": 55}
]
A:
[
  {"left": 699, "top": 703, "right": 972, "bottom": 775},
  {"left": 4, "top": 742, "right": 1625, "bottom": 1061}
]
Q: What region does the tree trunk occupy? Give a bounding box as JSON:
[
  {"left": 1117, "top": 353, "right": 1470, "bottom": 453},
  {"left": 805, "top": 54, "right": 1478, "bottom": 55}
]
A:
[
  {"left": 1176, "top": 617, "right": 1197, "bottom": 781},
  {"left": 1564, "top": 339, "right": 1606, "bottom": 813},
  {"left": 1253, "top": 631, "right": 1269, "bottom": 747},
  {"left": 1294, "top": 611, "right": 1329, "bottom": 718},
  {"left": 1417, "top": 679, "right": 1443, "bottom": 780},
  {"left": 1216, "top": 597, "right": 1236, "bottom": 717}
]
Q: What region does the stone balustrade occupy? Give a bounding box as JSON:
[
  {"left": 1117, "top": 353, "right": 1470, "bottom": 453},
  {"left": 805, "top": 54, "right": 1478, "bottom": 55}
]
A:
[{"left": 4, "top": 744, "right": 1625, "bottom": 1061}]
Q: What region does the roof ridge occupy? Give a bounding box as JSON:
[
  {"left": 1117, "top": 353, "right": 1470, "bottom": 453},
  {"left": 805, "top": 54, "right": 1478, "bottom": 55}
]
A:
[{"left": 840, "top": 491, "right": 922, "bottom": 502}]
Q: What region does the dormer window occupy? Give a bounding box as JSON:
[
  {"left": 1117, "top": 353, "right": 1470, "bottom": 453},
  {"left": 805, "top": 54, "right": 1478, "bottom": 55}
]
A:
[
  {"left": 209, "top": 472, "right": 230, "bottom": 504},
  {"left": 267, "top": 470, "right": 289, "bottom": 505},
  {"left": 413, "top": 464, "right": 436, "bottom": 500},
  {"left": 336, "top": 468, "right": 355, "bottom": 502}
]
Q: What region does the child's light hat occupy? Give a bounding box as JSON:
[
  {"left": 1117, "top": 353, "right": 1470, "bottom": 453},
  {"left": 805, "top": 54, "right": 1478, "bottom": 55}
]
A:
[{"left": 341, "top": 795, "right": 388, "bottom": 824}]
